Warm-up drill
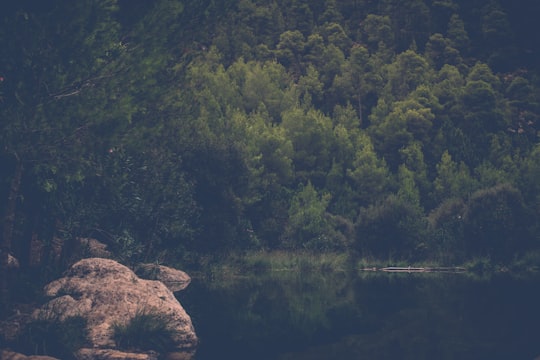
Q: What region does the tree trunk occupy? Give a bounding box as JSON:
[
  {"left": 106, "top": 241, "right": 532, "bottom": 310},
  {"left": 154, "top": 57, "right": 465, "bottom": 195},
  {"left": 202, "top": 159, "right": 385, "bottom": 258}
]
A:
[{"left": 0, "top": 156, "right": 23, "bottom": 318}]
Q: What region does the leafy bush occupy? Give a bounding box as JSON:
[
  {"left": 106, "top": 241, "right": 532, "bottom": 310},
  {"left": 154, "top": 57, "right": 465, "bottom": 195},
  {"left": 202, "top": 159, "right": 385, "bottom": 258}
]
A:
[
  {"left": 355, "top": 195, "right": 428, "bottom": 261},
  {"left": 111, "top": 230, "right": 145, "bottom": 265},
  {"left": 427, "top": 198, "right": 467, "bottom": 263},
  {"left": 112, "top": 309, "right": 176, "bottom": 353},
  {"left": 463, "top": 184, "right": 531, "bottom": 261}
]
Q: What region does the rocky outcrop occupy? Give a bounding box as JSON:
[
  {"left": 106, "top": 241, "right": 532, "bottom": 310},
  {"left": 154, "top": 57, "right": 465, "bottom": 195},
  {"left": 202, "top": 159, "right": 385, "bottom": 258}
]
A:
[
  {"left": 135, "top": 264, "right": 191, "bottom": 292},
  {"left": 74, "top": 348, "right": 194, "bottom": 360},
  {"left": 33, "top": 258, "right": 198, "bottom": 358},
  {"left": 74, "top": 348, "right": 158, "bottom": 360},
  {"left": 0, "top": 350, "right": 58, "bottom": 360},
  {"left": 73, "top": 238, "right": 112, "bottom": 259}
]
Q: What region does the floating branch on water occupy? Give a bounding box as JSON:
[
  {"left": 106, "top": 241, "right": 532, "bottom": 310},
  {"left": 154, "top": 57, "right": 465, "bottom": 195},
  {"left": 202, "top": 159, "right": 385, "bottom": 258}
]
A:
[{"left": 359, "top": 266, "right": 467, "bottom": 273}]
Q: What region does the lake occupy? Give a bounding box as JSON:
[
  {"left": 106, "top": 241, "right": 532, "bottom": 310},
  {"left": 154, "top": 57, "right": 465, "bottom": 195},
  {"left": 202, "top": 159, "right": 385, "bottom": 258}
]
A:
[{"left": 177, "top": 270, "right": 540, "bottom": 360}]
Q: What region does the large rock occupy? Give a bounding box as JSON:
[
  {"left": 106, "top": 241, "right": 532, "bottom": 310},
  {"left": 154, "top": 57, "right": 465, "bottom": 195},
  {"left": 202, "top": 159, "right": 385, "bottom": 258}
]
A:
[
  {"left": 135, "top": 264, "right": 191, "bottom": 292},
  {"left": 0, "top": 350, "right": 58, "bottom": 360},
  {"left": 74, "top": 348, "right": 158, "bottom": 360},
  {"left": 73, "top": 238, "right": 112, "bottom": 259},
  {"left": 33, "top": 258, "right": 198, "bottom": 357},
  {"left": 74, "top": 348, "right": 193, "bottom": 360}
]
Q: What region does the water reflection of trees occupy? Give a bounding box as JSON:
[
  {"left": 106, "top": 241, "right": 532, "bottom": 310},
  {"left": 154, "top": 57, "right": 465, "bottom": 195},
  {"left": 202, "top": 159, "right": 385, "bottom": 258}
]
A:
[
  {"left": 180, "top": 273, "right": 540, "bottom": 360},
  {"left": 182, "top": 270, "right": 358, "bottom": 358}
]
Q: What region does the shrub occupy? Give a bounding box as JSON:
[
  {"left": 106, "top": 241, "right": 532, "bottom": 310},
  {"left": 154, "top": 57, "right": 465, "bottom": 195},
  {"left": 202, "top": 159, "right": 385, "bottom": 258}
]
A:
[
  {"left": 463, "top": 184, "right": 530, "bottom": 261},
  {"left": 355, "top": 195, "right": 428, "bottom": 261},
  {"left": 427, "top": 198, "right": 467, "bottom": 263},
  {"left": 112, "top": 309, "right": 176, "bottom": 353}
]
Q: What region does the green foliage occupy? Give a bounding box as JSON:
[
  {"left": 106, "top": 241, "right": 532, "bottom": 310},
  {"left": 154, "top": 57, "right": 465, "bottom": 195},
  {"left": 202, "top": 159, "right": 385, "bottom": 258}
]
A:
[
  {"left": 385, "top": 50, "right": 432, "bottom": 100},
  {"left": 462, "top": 184, "right": 531, "bottom": 261},
  {"left": 355, "top": 195, "right": 428, "bottom": 261},
  {"left": 220, "top": 250, "right": 351, "bottom": 274},
  {"left": 433, "top": 64, "right": 465, "bottom": 111},
  {"left": 369, "top": 97, "right": 435, "bottom": 169},
  {"left": 520, "top": 144, "right": 540, "bottom": 207},
  {"left": 425, "top": 33, "right": 462, "bottom": 69},
  {"left": 113, "top": 308, "right": 176, "bottom": 353},
  {"left": 276, "top": 30, "right": 306, "bottom": 77},
  {"left": 283, "top": 182, "right": 335, "bottom": 250},
  {"left": 446, "top": 14, "right": 470, "bottom": 53},
  {"left": 281, "top": 108, "right": 334, "bottom": 185},
  {"left": 110, "top": 230, "right": 145, "bottom": 265},
  {"left": 1, "top": 0, "right": 540, "bottom": 275},
  {"left": 433, "top": 151, "right": 478, "bottom": 203},
  {"left": 361, "top": 14, "right": 394, "bottom": 51},
  {"left": 346, "top": 133, "right": 391, "bottom": 206},
  {"left": 427, "top": 198, "right": 467, "bottom": 263}
]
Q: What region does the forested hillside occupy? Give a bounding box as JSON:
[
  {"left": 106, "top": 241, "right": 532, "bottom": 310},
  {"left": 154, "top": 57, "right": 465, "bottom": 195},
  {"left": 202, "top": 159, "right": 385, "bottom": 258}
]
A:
[{"left": 2, "top": 0, "right": 540, "bottom": 293}]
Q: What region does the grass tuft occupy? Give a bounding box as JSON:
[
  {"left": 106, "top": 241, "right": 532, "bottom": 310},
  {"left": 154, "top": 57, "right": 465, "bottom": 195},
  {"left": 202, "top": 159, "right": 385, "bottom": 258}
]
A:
[{"left": 112, "top": 308, "right": 176, "bottom": 353}]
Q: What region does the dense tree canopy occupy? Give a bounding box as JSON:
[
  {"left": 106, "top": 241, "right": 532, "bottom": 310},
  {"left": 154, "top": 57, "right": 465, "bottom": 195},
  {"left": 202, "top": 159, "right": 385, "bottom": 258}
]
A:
[{"left": 2, "top": 0, "right": 540, "bottom": 309}]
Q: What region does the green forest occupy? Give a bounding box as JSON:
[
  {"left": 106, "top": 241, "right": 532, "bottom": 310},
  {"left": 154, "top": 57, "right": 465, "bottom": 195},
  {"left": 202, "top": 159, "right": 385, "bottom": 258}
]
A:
[{"left": 2, "top": 0, "right": 540, "bottom": 305}]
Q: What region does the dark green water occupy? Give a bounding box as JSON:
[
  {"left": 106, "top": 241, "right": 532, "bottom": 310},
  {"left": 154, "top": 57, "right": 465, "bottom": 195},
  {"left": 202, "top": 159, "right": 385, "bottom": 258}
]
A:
[{"left": 177, "top": 271, "right": 540, "bottom": 360}]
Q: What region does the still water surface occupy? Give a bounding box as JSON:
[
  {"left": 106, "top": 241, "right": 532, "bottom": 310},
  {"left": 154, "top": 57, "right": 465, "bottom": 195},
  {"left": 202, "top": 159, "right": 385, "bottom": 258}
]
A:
[{"left": 177, "top": 270, "right": 540, "bottom": 360}]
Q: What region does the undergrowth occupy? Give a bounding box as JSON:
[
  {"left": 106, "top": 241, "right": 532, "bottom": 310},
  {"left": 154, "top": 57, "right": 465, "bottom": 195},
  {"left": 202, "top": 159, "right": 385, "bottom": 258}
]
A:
[
  {"left": 112, "top": 308, "right": 176, "bottom": 353},
  {"left": 13, "top": 315, "right": 88, "bottom": 359}
]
